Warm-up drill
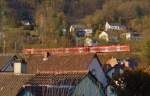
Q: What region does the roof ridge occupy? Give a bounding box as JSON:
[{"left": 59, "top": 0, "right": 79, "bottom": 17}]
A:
[
  {"left": 0, "top": 72, "right": 35, "bottom": 76},
  {"left": 38, "top": 70, "right": 88, "bottom": 75}
]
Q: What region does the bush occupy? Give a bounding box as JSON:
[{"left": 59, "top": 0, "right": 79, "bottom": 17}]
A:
[{"left": 112, "top": 70, "right": 150, "bottom": 96}]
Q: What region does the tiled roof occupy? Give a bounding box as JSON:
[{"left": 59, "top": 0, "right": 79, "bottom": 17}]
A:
[
  {"left": 26, "top": 53, "right": 129, "bottom": 74},
  {"left": 24, "top": 73, "right": 87, "bottom": 96},
  {"left": 0, "top": 73, "right": 86, "bottom": 96},
  {"left": 0, "top": 73, "right": 34, "bottom": 96},
  {"left": 0, "top": 53, "right": 130, "bottom": 96},
  {"left": 27, "top": 73, "right": 86, "bottom": 86},
  {"left": 26, "top": 54, "right": 94, "bottom": 74}
]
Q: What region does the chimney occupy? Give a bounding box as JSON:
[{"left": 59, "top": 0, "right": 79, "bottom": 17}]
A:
[
  {"left": 14, "top": 59, "right": 27, "bottom": 74},
  {"left": 43, "top": 52, "right": 49, "bottom": 61}
]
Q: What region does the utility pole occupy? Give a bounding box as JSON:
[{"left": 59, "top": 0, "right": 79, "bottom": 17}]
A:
[
  {"left": 3, "top": 39, "right": 5, "bottom": 54},
  {"left": 40, "top": 3, "right": 46, "bottom": 53}
]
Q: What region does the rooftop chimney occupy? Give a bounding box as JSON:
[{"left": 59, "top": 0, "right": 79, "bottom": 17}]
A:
[
  {"left": 14, "top": 59, "right": 27, "bottom": 74},
  {"left": 43, "top": 52, "right": 49, "bottom": 61}
]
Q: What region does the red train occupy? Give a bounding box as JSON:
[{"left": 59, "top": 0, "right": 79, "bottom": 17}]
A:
[{"left": 22, "top": 45, "right": 130, "bottom": 55}]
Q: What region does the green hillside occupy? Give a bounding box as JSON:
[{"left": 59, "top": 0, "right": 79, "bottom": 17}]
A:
[{"left": 0, "top": 0, "right": 150, "bottom": 67}]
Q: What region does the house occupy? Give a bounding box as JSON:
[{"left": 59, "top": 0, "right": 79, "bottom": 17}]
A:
[
  {"left": 0, "top": 55, "right": 27, "bottom": 74},
  {"left": 105, "top": 22, "right": 126, "bottom": 31},
  {"left": 73, "top": 53, "right": 131, "bottom": 96},
  {"left": 21, "top": 19, "right": 35, "bottom": 30},
  {"left": 70, "top": 25, "right": 94, "bottom": 46},
  {"left": 21, "top": 20, "right": 31, "bottom": 26},
  {"left": 99, "top": 31, "right": 109, "bottom": 42},
  {"left": 0, "top": 54, "right": 109, "bottom": 96},
  {"left": 0, "top": 52, "right": 132, "bottom": 96},
  {"left": 70, "top": 25, "right": 86, "bottom": 36},
  {"left": 131, "top": 32, "right": 142, "bottom": 41},
  {"left": 120, "top": 32, "right": 131, "bottom": 40},
  {"left": 0, "top": 55, "right": 32, "bottom": 96},
  {"left": 84, "top": 28, "right": 93, "bottom": 37},
  {"left": 25, "top": 54, "right": 109, "bottom": 96},
  {"left": 73, "top": 27, "right": 93, "bottom": 37},
  {"left": 84, "top": 37, "right": 93, "bottom": 46}
]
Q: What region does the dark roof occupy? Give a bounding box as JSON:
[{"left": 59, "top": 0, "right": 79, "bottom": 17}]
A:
[
  {"left": 0, "top": 55, "right": 13, "bottom": 70},
  {"left": 26, "top": 54, "right": 94, "bottom": 74},
  {"left": 24, "top": 73, "right": 91, "bottom": 96},
  {"left": 0, "top": 73, "right": 33, "bottom": 96},
  {"left": 27, "top": 73, "right": 86, "bottom": 86},
  {"left": 109, "top": 22, "right": 126, "bottom": 28},
  {"left": 0, "top": 72, "right": 86, "bottom": 96}
]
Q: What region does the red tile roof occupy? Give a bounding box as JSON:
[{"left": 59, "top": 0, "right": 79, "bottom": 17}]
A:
[
  {"left": 26, "top": 53, "right": 129, "bottom": 74},
  {"left": 27, "top": 54, "right": 94, "bottom": 74}
]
